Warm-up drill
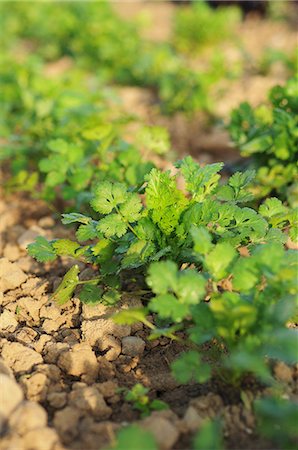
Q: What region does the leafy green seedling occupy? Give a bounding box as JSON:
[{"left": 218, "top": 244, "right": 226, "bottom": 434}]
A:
[{"left": 124, "top": 384, "right": 168, "bottom": 418}]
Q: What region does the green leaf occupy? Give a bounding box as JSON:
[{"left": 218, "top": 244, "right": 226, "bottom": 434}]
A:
[
  {"left": 176, "top": 156, "right": 223, "bottom": 200},
  {"left": 52, "top": 239, "right": 81, "bottom": 257},
  {"left": 79, "top": 284, "right": 103, "bottom": 304},
  {"left": 27, "top": 236, "right": 57, "bottom": 263},
  {"left": 229, "top": 170, "right": 255, "bottom": 190},
  {"left": 259, "top": 197, "right": 287, "bottom": 218},
  {"left": 61, "top": 213, "right": 92, "bottom": 225},
  {"left": 145, "top": 169, "right": 187, "bottom": 235},
  {"left": 97, "top": 214, "right": 127, "bottom": 238},
  {"left": 232, "top": 257, "right": 259, "bottom": 292},
  {"left": 189, "top": 303, "right": 216, "bottom": 344},
  {"left": 176, "top": 270, "right": 206, "bottom": 305},
  {"left": 68, "top": 166, "right": 93, "bottom": 191},
  {"left": 119, "top": 194, "right": 143, "bottom": 222},
  {"left": 252, "top": 242, "right": 285, "bottom": 274},
  {"left": 234, "top": 208, "right": 268, "bottom": 242},
  {"left": 191, "top": 225, "right": 213, "bottom": 255},
  {"left": 171, "top": 350, "right": 211, "bottom": 384},
  {"left": 45, "top": 171, "right": 66, "bottom": 187},
  {"left": 39, "top": 155, "right": 67, "bottom": 174},
  {"left": 218, "top": 170, "right": 255, "bottom": 203},
  {"left": 210, "top": 292, "right": 257, "bottom": 339},
  {"left": 47, "top": 138, "right": 69, "bottom": 153},
  {"left": 91, "top": 181, "right": 127, "bottom": 214},
  {"left": 82, "top": 123, "right": 113, "bottom": 141},
  {"left": 226, "top": 350, "right": 271, "bottom": 381},
  {"left": 149, "top": 324, "right": 182, "bottom": 340},
  {"left": 76, "top": 222, "right": 98, "bottom": 241},
  {"left": 121, "top": 240, "right": 155, "bottom": 269},
  {"left": 51, "top": 265, "right": 80, "bottom": 305},
  {"left": 110, "top": 425, "right": 157, "bottom": 450},
  {"left": 101, "top": 289, "right": 121, "bottom": 306},
  {"left": 193, "top": 419, "right": 223, "bottom": 450},
  {"left": 150, "top": 399, "right": 169, "bottom": 411},
  {"left": 92, "top": 240, "right": 118, "bottom": 275},
  {"left": 113, "top": 308, "right": 149, "bottom": 326},
  {"left": 255, "top": 397, "right": 298, "bottom": 446},
  {"left": 147, "top": 261, "right": 178, "bottom": 295},
  {"left": 137, "top": 125, "right": 170, "bottom": 155},
  {"left": 205, "top": 242, "right": 237, "bottom": 280},
  {"left": 149, "top": 294, "right": 189, "bottom": 322}
]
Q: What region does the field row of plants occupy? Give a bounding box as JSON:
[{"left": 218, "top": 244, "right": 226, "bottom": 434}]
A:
[{"left": 0, "top": 2, "right": 297, "bottom": 449}]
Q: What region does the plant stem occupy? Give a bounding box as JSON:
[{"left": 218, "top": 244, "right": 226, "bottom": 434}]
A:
[{"left": 77, "top": 277, "right": 102, "bottom": 285}]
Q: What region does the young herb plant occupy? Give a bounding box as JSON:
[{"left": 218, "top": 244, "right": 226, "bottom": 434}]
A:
[
  {"left": 229, "top": 76, "right": 298, "bottom": 206},
  {"left": 27, "top": 146, "right": 298, "bottom": 450},
  {"left": 123, "top": 383, "right": 168, "bottom": 418}
]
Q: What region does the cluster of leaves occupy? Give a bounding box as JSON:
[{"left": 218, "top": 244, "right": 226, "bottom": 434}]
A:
[
  {"left": 257, "top": 47, "right": 298, "bottom": 77},
  {"left": 172, "top": 1, "right": 241, "bottom": 55},
  {"left": 229, "top": 76, "right": 298, "bottom": 206},
  {"left": 1, "top": 58, "right": 173, "bottom": 207},
  {"left": 29, "top": 157, "right": 297, "bottom": 364},
  {"left": 0, "top": 1, "right": 228, "bottom": 115},
  {"left": 255, "top": 396, "right": 298, "bottom": 449},
  {"left": 122, "top": 383, "right": 168, "bottom": 418},
  {"left": 28, "top": 157, "right": 296, "bottom": 303}
]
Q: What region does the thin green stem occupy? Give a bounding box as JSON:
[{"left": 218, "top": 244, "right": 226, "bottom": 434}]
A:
[{"left": 77, "top": 277, "right": 102, "bottom": 285}]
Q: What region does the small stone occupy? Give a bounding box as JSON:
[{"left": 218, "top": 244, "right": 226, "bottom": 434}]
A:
[
  {"left": 141, "top": 415, "right": 179, "bottom": 450},
  {"left": 81, "top": 319, "right": 131, "bottom": 346},
  {"left": 44, "top": 342, "right": 70, "bottom": 364},
  {"left": 121, "top": 336, "right": 145, "bottom": 357},
  {"left": 17, "top": 227, "right": 45, "bottom": 250},
  {"left": 76, "top": 418, "right": 119, "bottom": 449},
  {"left": 0, "top": 435, "right": 24, "bottom": 449},
  {"left": 81, "top": 302, "right": 108, "bottom": 320},
  {"left": 96, "top": 381, "right": 118, "bottom": 398},
  {"left": 23, "top": 427, "right": 59, "bottom": 450},
  {"left": 40, "top": 304, "right": 61, "bottom": 321},
  {"left": 191, "top": 393, "right": 224, "bottom": 417},
  {"left": 0, "top": 358, "right": 14, "bottom": 378},
  {"left": 57, "top": 343, "right": 98, "bottom": 383},
  {"left": 183, "top": 406, "right": 204, "bottom": 432},
  {"left": 3, "top": 244, "right": 20, "bottom": 262},
  {"left": 33, "top": 334, "right": 54, "bottom": 353},
  {"left": 0, "top": 309, "right": 18, "bottom": 332},
  {"left": 53, "top": 406, "right": 82, "bottom": 444},
  {"left": 20, "top": 372, "right": 49, "bottom": 402},
  {"left": 17, "top": 256, "right": 40, "bottom": 273},
  {"left": 47, "top": 392, "right": 67, "bottom": 409},
  {"left": 2, "top": 342, "right": 43, "bottom": 374},
  {"left": 0, "top": 374, "right": 24, "bottom": 421},
  {"left": 9, "top": 401, "right": 47, "bottom": 435},
  {"left": 36, "top": 364, "right": 61, "bottom": 382},
  {"left": 42, "top": 318, "right": 63, "bottom": 333},
  {"left": 15, "top": 327, "right": 38, "bottom": 344},
  {"left": 69, "top": 386, "right": 112, "bottom": 419},
  {"left": 38, "top": 216, "right": 55, "bottom": 229},
  {"left": 274, "top": 361, "right": 293, "bottom": 383},
  {"left": 0, "top": 258, "right": 27, "bottom": 292},
  {"left": 17, "top": 296, "right": 45, "bottom": 325},
  {"left": 100, "top": 335, "right": 121, "bottom": 362}
]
